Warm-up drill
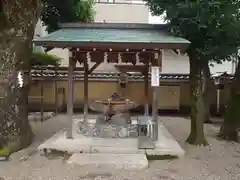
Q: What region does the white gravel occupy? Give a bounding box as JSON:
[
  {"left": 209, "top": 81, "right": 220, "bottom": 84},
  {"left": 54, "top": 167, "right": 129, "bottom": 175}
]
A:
[{"left": 0, "top": 114, "right": 239, "bottom": 180}]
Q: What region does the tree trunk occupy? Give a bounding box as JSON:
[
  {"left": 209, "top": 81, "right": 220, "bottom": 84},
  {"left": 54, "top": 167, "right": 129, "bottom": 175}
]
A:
[
  {"left": 0, "top": 1, "right": 40, "bottom": 152},
  {"left": 219, "top": 59, "right": 240, "bottom": 142},
  {"left": 203, "top": 64, "right": 212, "bottom": 124},
  {"left": 186, "top": 54, "right": 208, "bottom": 145}
]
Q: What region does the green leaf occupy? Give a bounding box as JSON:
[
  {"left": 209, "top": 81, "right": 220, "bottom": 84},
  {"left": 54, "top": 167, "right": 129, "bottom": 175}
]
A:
[
  {"left": 41, "top": 0, "right": 95, "bottom": 33},
  {"left": 31, "top": 52, "right": 61, "bottom": 66},
  {"left": 144, "top": 0, "right": 240, "bottom": 63}
]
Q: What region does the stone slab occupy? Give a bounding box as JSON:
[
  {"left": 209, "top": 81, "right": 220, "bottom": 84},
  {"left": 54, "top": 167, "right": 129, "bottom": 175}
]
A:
[
  {"left": 68, "top": 153, "right": 148, "bottom": 170},
  {"left": 38, "top": 131, "right": 64, "bottom": 150},
  {"left": 145, "top": 123, "right": 185, "bottom": 157},
  {"left": 38, "top": 132, "right": 91, "bottom": 153},
  {"left": 138, "top": 136, "right": 155, "bottom": 149},
  {"left": 90, "top": 146, "right": 146, "bottom": 154},
  {"left": 28, "top": 112, "right": 56, "bottom": 122},
  {"left": 50, "top": 138, "right": 91, "bottom": 153}
]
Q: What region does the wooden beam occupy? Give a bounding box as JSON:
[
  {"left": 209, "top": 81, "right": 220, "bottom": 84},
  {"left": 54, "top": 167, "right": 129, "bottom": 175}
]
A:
[
  {"left": 35, "top": 41, "right": 189, "bottom": 51},
  {"left": 88, "top": 61, "right": 102, "bottom": 74},
  {"left": 152, "top": 50, "right": 163, "bottom": 141},
  {"left": 77, "top": 59, "right": 83, "bottom": 65},
  {"left": 44, "top": 47, "right": 54, "bottom": 52},
  {"left": 139, "top": 52, "right": 154, "bottom": 63},
  {"left": 76, "top": 52, "right": 87, "bottom": 65},
  {"left": 144, "top": 62, "right": 149, "bottom": 116},
  {"left": 66, "top": 56, "right": 76, "bottom": 139},
  {"left": 88, "top": 52, "right": 105, "bottom": 63},
  {"left": 55, "top": 66, "right": 58, "bottom": 115},
  {"left": 172, "top": 49, "right": 180, "bottom": 55},
  {"left": 72, "top": 48, "right": 159, "bottom": 53},
  {"left": 83, "top": 58, "right": 89, "bottom": 122},
  {"left": 32, "top": 66, "right": 84, "bottom": 71},
  {"left": 121, "top": 52, "right": 136, "bottom": 64},
  {"left": 71, "top": 51, "right": 157, "bottom": 64},
  {"left": 74, "top": 67, "right": 84, "bottom": 71},
  {"left": 40, "top": 66, "right": 44, "bottom": 122},
  {"left": 107, "top": 52, "right": 119, "bottom": 63},
  {"left": 115, "top": 65, "right": 147, "bottom": 73}
]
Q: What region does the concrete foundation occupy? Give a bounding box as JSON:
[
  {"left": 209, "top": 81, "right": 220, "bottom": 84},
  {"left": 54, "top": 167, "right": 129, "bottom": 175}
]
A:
[{"left": 38, "top": 117, "right": 185, "bottom": 157}]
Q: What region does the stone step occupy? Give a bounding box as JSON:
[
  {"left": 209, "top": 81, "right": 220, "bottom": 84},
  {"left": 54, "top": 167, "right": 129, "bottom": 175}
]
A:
[{"left": 67, "top": 153, "right": 148, "bottom": 170}]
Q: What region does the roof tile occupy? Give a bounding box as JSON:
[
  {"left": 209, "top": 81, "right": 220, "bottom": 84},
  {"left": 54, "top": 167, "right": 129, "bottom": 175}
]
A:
[
  {"left": 34, "top": 28, "right": 189, "bottom": 45},
  {"left": 30, "top": 69, "right": 190, "bottom": 81}
]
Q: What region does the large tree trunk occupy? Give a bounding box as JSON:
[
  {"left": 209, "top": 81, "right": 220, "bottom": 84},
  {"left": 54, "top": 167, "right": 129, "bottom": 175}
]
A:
[
  {"left": 0, "top": 1, "right": 40, "bottom": 152},
  {"left": 186, "top": 54, "right": 208, "bottom": 145},
  {"left": 203, "top": 64, "right": 212, "bottom": 124},
  {"left": 219, "top": 59, "right": 240, "bottom": 142}
]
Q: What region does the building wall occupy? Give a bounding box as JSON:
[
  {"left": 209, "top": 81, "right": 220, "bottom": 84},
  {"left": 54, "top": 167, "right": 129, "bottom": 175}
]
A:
[
  {"left": 94, "top": 3, "right": 149, "bottom": 23},
  {"left": 28, "top": 80, "right": 231, "bottom": 113},
  {"left": 34, "top": 20, "right": 47, "bottom": 38}
]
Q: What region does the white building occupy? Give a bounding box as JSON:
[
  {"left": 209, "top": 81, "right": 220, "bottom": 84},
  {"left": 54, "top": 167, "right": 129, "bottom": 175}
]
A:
[{"left": 94, "top": 0, "right": 149, "bottom": 23}]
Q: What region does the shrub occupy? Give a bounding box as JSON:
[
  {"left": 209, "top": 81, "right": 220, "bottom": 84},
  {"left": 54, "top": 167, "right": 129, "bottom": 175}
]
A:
[{"left": 31, "top": 52, "right": 61, "bottom": 67}]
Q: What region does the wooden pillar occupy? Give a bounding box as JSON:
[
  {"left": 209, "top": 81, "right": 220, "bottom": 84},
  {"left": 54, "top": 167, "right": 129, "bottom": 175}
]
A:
[
  {"left": 144, "top": 62, "right": 149, "bottom": 116},
  {"left": 151, "top": 50, "right": 163, "bottom": 141},
  {"left": 66, "top": 51, "right": 75, "bottom": 139},
  {"left": 40, "top": 66, "right": 44, "bottom": 122},
  {"left": 55, "top": 66, "right": 58, "bottom": 115},
  {"left": 216, "top": 78, "right": 221, "bottom": 113},
  {"left": 83, "top": 57, "right": 89, "bottom": 122}
]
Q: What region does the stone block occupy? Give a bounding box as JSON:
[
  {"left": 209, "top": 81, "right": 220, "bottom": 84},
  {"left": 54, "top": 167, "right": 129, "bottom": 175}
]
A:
[{"left": 68, "top": 153, "right": 148, "bottom": 170}]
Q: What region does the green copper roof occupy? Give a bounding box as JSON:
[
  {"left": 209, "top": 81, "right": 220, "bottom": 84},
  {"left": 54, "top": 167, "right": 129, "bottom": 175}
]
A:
[
  {"left": 35, "top": 28, "right": 189, "bottom": 43},
  {"left": 33, "top": 24, "right": 190, "bottom": 49}
]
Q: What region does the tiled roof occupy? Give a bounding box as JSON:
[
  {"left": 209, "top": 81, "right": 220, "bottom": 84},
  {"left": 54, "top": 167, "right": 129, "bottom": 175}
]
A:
[
  {"left": 34, "top": 28, "right": 189, "bottom": 45},
  {"left": 31, "top": 69, "right": 189, "bottom": 81},
  {"left": 33, "top": 23, "right": 190, "bottom": 49},
  {"left": 31, "top": 68, "right": 234, "bottom": 81}
]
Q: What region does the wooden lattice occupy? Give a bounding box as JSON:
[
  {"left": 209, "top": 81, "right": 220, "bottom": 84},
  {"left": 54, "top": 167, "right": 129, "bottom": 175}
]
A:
[
  {"left": 89, "top": 52, "right": 105, "bottom": 63},
  {"left": 121, "top": 52, "right": 137, "bottom": 64},
  {"left": 138, "top": 52, "right": 153, "bottom": 63},
  {"left": 107, "top": 52, "right": 119, "bottom": 63}
]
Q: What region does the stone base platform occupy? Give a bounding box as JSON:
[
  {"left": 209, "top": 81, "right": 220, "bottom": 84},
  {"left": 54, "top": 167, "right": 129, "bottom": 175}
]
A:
[
  {"left": 68, "top": 153, "right": 148, "bottom": 170},
  {"left": 38, "top": 119, "right": 185, "bottom": 158}
]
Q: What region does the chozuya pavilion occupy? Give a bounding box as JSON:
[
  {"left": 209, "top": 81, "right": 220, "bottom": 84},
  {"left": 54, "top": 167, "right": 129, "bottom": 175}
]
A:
[{"left": 34, "top": 23, "right": 190, "bottom": 156}]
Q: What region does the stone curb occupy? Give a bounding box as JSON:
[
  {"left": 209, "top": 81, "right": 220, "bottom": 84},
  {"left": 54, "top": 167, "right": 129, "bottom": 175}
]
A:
[{"left": 28, "top": 112, "right": 56, "bottom": 122}]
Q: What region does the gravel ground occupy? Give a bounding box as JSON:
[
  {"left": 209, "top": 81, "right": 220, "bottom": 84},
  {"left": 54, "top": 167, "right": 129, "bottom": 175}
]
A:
[{"left": 0, "top": 114, "right": 240, "bottom": 180}]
